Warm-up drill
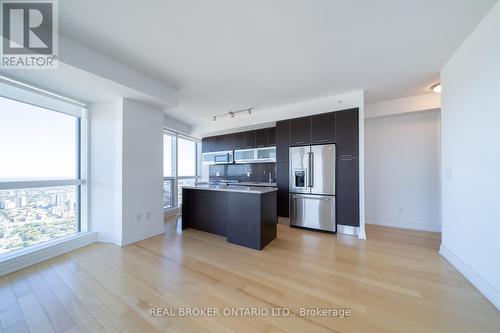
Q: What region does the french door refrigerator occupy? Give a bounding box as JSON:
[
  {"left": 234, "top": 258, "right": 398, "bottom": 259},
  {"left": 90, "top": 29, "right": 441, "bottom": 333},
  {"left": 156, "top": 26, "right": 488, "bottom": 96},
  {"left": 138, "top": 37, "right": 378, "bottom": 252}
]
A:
[{"left": 289, "top": 144, "right": 336, "bottom": 232}]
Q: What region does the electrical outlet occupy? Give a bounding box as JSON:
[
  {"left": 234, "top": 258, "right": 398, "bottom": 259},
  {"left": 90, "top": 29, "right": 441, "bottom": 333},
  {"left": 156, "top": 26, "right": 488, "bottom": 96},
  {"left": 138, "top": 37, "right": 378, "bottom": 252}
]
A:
[
  {"left": 145, "top": 211, "right": 151, "bottom": 220},
  {"left": 135, "top": 213, "right": 143, "bottom": 222}
]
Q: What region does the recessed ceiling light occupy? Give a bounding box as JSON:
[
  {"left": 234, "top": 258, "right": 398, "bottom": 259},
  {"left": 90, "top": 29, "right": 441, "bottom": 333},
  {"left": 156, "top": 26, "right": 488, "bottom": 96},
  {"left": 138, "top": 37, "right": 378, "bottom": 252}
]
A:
[{"left": 431, "top": 82, "right": 441, "bottom": 93}]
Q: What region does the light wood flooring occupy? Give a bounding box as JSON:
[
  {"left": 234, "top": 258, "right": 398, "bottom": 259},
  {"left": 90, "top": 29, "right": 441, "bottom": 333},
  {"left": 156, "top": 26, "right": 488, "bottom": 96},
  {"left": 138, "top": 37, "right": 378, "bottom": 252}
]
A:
[{"left": 0, "top": 220, "right": 499, "bottom": 333}]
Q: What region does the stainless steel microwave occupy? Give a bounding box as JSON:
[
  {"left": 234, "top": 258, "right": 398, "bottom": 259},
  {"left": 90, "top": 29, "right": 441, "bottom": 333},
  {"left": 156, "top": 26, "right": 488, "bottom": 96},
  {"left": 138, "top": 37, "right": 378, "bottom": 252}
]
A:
[{"left": 202, "top": 150, "right": 234, "bottom": 165}]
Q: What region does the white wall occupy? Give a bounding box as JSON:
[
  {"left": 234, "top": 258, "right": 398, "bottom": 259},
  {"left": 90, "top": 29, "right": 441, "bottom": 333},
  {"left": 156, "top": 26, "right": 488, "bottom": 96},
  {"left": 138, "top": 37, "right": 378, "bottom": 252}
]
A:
[
  {"left": 121, "top": 99, "right": 165, "bottom": 245},
  {"left": 365, "top": 110, "right": 441, "bottom": 232},
  {"left": 440, "top": 1, "right": 500, "bottom": 310},
  {"left": 89, "top": 100, "right": 123, "bottom": 244},
  {"left": 365, "top": 93, "right": 440, "bottom": 119},
  {"left": 89, "top": 98, "right": 165, "bottom": 246}
]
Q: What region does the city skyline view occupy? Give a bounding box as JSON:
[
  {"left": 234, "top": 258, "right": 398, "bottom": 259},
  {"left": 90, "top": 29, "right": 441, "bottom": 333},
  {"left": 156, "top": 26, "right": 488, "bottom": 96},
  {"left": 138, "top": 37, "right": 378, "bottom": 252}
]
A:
[{"left": 0, "top": 186, "right": 78, "bottom": 254}]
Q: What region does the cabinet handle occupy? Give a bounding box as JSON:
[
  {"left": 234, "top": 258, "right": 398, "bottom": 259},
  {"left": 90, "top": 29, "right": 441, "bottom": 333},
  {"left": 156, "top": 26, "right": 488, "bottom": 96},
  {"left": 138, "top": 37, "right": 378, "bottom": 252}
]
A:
[
  {"left": 316, "top": 139, "right": 329, "bottom": 142},
  {"left": 295, "top": 141, "right": 305, "bottom": 144}
]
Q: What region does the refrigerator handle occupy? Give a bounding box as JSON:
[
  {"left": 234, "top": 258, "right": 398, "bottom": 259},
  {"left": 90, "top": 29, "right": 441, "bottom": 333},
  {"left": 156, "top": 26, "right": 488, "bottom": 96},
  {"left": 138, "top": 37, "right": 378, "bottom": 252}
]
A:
[
  {"left": 307, "top": 152, "right": 311, "bottom": 187},
  {"left": 310, "top": 151, "right": 314, "bottom": 188}
]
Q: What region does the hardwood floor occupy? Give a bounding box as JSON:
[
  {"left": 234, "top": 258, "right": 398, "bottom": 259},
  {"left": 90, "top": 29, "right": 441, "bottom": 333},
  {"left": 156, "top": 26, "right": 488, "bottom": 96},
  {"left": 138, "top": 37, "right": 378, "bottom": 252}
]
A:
[{"left": 1, "top": 220, "right": 498, "bottom": 333}]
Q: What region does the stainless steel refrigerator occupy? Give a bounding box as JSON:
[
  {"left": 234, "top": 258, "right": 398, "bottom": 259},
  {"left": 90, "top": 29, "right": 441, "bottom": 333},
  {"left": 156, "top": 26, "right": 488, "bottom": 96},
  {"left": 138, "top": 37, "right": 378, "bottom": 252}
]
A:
[{"left": 289, "top": 144, "right": 336, "bottom": 232}]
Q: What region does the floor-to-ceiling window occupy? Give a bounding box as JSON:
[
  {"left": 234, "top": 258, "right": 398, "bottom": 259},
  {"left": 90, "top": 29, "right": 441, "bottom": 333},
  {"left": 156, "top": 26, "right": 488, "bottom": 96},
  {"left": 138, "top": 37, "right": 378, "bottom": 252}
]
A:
[
  {"left": 163, "top": 131, "right": 200, "bottom": 211},
  {"left": 0, "top": 93, "right": 86, "bottom": 256}
]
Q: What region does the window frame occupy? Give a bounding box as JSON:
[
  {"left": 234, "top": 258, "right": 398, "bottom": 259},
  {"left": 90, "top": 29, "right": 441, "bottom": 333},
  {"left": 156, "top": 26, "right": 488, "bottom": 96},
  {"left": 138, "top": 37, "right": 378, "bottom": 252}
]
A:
[
  {"left": 163, "top": 130, "right": 200, "bottom": 212},
  {"left": 0, "top": 78, "right": 88, "bottom": 256}
]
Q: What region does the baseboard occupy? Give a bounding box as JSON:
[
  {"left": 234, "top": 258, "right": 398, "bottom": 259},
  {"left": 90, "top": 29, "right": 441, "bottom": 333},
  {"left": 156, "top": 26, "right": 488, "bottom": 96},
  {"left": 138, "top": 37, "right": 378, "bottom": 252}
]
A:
[
  {"left": 0, "top": 232, "right": 98, "bottom": 277},
  {"left": 366, "top": 218, "right": 441, "bottom": 232},
  {"left": 337, "top": 225, "right": 359, "bottom": 237},
  {"left": 121, "top": 227, "right": 165, "bottom": 246},
  {"left": 97, "top": 233, "right": 121, "bottom": 246},
  {"left": 440, "top": 245, "right": 500, "bottom": 310}
]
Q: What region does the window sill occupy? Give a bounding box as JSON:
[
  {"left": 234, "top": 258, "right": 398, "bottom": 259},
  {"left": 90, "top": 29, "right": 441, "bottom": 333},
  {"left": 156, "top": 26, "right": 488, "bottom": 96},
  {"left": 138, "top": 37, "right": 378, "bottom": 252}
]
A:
[{"left": 0, "top": 232, "right": 98, "bottom": 277}]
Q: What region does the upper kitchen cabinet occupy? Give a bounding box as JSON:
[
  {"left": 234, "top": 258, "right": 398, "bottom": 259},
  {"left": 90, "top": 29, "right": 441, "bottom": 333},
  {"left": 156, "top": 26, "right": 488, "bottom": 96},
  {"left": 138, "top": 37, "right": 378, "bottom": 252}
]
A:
[
  {"left": 243, "top": 131, "right": 256, "bottom": 149},
  {"left": 234, "top": 130, "right": 256, "bottom": 149},
  {"left": 290, "top": 117, "right": 311, "bottom": 146},
  {"left": 276, "top": 120, "right": 290, "bottom": 162},
  {"left": 233, "top": 132, "right": 245, "bottom": 149},
  {"left": 335, "top": 108, "right": 359, "bottom": 157},
  {"left": 222, "top": 134, "right": 234, "bottom": 151},
  {"left": 311, "top": 112, "right": 335, "bottom": 144},
  {"left": 202, "top": 136, "right": 217, "bottom": 153},
  {"left": 268, "top": 127, "right": 276, "bottom": 146},
  {"left": 255, "top": 128, "right": 269, "bottom": 148}
]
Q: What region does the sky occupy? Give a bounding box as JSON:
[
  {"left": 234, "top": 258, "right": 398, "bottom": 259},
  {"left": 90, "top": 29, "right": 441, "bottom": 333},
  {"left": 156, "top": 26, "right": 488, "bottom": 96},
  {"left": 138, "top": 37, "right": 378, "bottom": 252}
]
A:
[{"left": 0, "top": 96, "right": 77, "bottom": 181}]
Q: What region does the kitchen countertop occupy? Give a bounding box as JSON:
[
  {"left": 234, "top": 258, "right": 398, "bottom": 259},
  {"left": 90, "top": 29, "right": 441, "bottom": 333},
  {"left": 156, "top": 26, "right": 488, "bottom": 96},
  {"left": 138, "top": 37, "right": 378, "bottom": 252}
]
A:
[
  {"left": 232, "top": 182, "right": 277, "bottom": 187},
  {"left": 183, "top": 184, "right": 278, "bottom": 194}
]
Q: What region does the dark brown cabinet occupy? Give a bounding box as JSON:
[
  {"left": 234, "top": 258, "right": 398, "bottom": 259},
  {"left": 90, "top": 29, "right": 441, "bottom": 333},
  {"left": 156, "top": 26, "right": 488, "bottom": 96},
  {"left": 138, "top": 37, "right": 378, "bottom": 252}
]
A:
[
  {"left": 234, "top": 132, "right": 245, "bottom": 149},
  {"left": 204, "top": 128, "right": 275, "bottom": 152},
  {"left": 290, "top": 117, "right": 311, "bottom": 146},
  {"left": 255, "top": 128, "right": 269, "bottom": 148},
  {"left": 276, "top": 161, "right": 289, "bottom": 217},
  {"left": 311, "top": 112, "right": 335, "bottom": 144},
  {"left": 275, "top": 121, "right": 290, "bottom": 217},
  {"left": 243, "top": 131, "right": 256, "bottom": 149},
  {"left": 335, "top": 108, "right": 358, "bottom": 157},
  {"left": 336, "top": 157, "right": 359, "bottom": 226},
  {"left": 201, "top": 136, "right": 217, "bottom": 153},
  {"left": 276, "top": 120, "right": 290, "bottom": 162},
  {"left": 222, "top": 134, "right": 234, "bottom": 151},
  {"left": 269, "top": 127, "right": 276, "bottom": 146}
]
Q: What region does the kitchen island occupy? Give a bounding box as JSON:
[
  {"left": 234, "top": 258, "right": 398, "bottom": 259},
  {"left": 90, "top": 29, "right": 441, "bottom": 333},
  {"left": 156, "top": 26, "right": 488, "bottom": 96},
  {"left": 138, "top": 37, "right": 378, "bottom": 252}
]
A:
[{"left": 181, "top": 184, "right": 277, "bottom": 250}]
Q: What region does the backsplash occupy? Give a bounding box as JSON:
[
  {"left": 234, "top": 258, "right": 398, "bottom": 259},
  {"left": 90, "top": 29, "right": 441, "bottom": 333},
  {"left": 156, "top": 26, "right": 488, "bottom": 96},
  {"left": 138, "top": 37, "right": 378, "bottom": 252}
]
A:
[{"left": 209, "top": 163, "right": 276, "bottom": 183}]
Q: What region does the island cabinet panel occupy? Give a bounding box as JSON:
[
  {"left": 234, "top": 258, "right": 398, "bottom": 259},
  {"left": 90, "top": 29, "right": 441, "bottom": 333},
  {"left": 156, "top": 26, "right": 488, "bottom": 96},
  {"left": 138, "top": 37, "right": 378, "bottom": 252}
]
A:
[
  {"left": 311, "top": 112, "right": 335, "bottom": 144},
  {"left": 181, "top": 189, "right": 227, "bottom": 236},
  {"left": 227, "top": 191, "right": 276, "bottom": 249},
  {"left": 182, "top": 188, "right": 277, "bottom": 250}
]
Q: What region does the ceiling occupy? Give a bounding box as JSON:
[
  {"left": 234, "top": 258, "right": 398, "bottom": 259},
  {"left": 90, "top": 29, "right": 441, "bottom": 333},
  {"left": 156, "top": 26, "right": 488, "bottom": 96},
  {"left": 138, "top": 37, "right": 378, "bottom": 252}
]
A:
[{"left": 59, "top": 0, "right": 497, "bottom": 126}]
